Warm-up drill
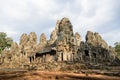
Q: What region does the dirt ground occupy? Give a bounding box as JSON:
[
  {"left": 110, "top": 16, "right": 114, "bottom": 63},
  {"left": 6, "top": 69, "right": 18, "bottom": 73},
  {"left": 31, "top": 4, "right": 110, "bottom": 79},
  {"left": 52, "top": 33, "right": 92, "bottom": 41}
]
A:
[{"left": 0, "top": 71, "right": 120, "bottom": 80}]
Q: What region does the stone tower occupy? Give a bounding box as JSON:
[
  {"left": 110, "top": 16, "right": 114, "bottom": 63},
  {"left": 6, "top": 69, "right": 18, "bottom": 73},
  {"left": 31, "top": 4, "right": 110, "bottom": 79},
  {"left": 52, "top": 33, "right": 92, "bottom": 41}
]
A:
[{"left": 55, "top": 17, "right": 77, "bottom": 61}]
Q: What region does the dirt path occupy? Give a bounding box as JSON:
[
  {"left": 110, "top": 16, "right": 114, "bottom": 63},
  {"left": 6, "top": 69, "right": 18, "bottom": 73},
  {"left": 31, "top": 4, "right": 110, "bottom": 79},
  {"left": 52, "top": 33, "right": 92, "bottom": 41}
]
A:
[{"left": 0, "top": 71, "right": 120, "bottom": 80}]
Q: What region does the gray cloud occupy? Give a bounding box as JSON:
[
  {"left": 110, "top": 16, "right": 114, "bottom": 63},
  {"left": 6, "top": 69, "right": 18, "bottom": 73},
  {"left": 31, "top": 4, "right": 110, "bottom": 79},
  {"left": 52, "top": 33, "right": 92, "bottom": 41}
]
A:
[{"left": 0, "top": 0, "right": 120, "bottom": 46}]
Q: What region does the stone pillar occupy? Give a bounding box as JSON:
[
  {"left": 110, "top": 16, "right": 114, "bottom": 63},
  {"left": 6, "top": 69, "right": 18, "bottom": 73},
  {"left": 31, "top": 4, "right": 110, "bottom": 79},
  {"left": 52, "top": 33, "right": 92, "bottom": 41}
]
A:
[
  {"left": 71, "top": 53, "right": 74, "bottom": 62},
  {"left": 39, "top": 57, "right": 41, "bottom": 63},
  {"left": 67, "top": 52, "right": 71, "bottom": 61},
  {"left": 63, "top": 51, "right": 67, "bottom": 61},
  {"left": 57, "top": 52, "right": 63, "bottom": 61},
  {"left": 33, "top": 55, "right": 35, "bottom": 63},
  {"left": 89, "top": 50, "right": 92, "bottom": 63},
  {"left": 43, "top": 55, "right": 45, "bottom": 62}
]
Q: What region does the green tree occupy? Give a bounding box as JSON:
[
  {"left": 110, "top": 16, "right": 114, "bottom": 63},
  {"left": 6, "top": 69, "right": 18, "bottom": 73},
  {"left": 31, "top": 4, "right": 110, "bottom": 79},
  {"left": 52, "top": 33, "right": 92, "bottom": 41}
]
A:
[
  {"left": 114, "top": 42, "right": 120, "bottom": 56},
  {"left": 0, "top": 32, "right": 13, "bottom": 53}
]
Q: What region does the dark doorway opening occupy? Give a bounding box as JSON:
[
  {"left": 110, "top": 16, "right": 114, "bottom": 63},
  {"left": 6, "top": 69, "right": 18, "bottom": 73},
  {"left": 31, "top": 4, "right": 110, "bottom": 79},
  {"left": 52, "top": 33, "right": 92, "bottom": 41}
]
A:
[
  {"left": 30, "top": 57, "right": 32, "bottom": 63},
  {"left": 50, "top": 50, "right": 56, "bottom": 55},
  {"left": 61, "top": 52, "right": 63, "bottom": 61},
  {"left": 93, "top": 53, "right": 96, "bottom": 58},
  {"left": 50, "top": 50, "right": 57, "bottom": 61},
  {"left": 84, "top": 50, "right": 89, "bottom": 56}
]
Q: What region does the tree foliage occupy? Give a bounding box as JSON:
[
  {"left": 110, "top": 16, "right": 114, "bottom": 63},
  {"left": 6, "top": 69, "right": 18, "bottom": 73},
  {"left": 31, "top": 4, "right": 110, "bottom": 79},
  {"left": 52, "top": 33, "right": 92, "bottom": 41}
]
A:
[
  {"left": 0, "top": 32, "right": 13, "bottom": 53},
  {"left": 114, "top": 42, "right": 120, "bottom": 56}
]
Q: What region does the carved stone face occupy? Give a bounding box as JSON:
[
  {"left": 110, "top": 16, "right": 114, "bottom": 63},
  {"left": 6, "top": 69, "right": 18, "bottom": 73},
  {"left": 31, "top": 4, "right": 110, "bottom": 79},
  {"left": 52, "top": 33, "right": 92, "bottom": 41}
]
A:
[{"left": 58, "top": 17, "right": 73, "bottom": 37}]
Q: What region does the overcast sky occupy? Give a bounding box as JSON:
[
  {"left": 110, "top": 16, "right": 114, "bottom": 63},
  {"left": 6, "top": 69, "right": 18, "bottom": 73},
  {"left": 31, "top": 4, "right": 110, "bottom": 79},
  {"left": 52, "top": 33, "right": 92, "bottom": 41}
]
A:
[{"left": 0, "top": 0, "right": 120, "bottom": 46}]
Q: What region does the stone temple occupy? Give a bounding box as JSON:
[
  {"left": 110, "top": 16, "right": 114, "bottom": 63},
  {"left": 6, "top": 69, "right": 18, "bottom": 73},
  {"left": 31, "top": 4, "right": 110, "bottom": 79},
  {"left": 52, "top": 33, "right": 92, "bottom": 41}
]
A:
[{"left": 0, "top": 17, "right": 119, "bottom": 69}]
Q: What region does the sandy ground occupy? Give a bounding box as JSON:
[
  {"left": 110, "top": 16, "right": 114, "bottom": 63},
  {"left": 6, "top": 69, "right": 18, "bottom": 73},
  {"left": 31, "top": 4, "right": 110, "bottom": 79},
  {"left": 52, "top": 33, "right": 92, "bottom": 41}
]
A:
[{"left": 0, "top": 71, "right": 120, "bottom": 80}]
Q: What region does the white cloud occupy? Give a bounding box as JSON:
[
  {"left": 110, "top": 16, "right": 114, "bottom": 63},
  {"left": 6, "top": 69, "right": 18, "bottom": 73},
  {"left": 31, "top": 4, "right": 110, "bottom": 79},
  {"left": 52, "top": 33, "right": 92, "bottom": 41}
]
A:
[
  {"left": 0, "top": 24, "right": 18, "bottom": 39},
  {"left": 101, "top": 30, "right": 120, "bottom": 47},
  {"left": 0, "top": 0, "right": 30, "bottom": 21},
  {"left": 0, "top": 0, "right": 119, "bottom": 46}
]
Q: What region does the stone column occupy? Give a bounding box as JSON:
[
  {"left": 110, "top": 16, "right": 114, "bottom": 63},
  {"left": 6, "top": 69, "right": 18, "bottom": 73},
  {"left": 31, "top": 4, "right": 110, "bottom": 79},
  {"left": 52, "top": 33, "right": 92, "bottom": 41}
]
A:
[
  {"left": 89, "top": 50, "right": 92, "bottom": 63},
  {"left": 57, "top": 52, "right": 62, "bottom": 61}
]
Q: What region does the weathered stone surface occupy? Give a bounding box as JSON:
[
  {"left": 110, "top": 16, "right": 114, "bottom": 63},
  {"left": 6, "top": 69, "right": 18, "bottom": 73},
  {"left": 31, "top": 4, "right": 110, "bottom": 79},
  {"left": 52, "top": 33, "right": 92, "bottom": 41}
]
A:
[
  {"left": 76, "top": 31, "right": 116, "bottom": 64},
  {"left": 86, "top": 31, "right": 108, "bottom": 49},
  {"left": 20, "top": 32, "right": 37, "bottom": 53},
  {"left": 108, "top": 46, "right": 116, "bottom": 60},
  {"left": 55, "top": 17, "right": 76, "bottom": 61},
  {"left": 36, "top": 33, "right": 47, "bottom": 53},
  {"left": 28, "top": 32, "right": 37, "bottom": 45},
  {"left": 19, "top": 32, "right": 38, "bottom": 65},
  {"left": 20, "top": 32, "right": 37, "bottom": 47},
  {"left": 10, "top": 42, "right": 20, "bottom": 55},
  {"left": 94, "top": 32, "right": 108, "bottom": 49},
  {"left": 0, "top": 17, "right": 119, "bottom": 69},
  {"left": 40, "top": 33, "right": 47, "bottom": 46},
  {"left": 57, "top": 17, "right": 73, "bottom": 40},
  {"left": 75, "top": 32, "right": 81, "bottom": 46},
  {"left": 1, "top": 49, "right": 11, "bottom": 61},
  {"left": 86, "top": 31, "right": 97, "bottom": 46},
  {"left": 20, "top": 33, "right": 28, "bottom": 46}
]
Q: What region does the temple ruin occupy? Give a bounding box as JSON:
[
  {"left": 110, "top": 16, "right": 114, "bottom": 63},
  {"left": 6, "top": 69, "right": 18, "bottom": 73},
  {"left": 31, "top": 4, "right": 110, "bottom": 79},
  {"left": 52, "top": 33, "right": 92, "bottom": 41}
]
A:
[{"left": 0, "top": 17, "right": 119, "bottom": 69}]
